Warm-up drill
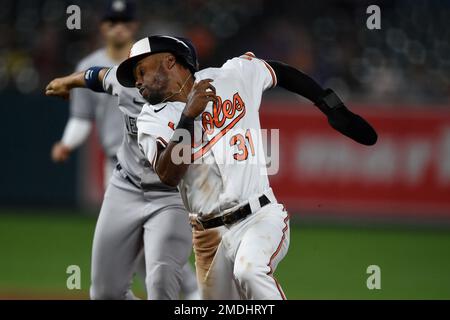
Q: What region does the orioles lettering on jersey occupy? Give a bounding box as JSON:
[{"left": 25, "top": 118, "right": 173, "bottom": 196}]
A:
[{"left": 192, "top": 92, "right": 246, "bottom": 161}]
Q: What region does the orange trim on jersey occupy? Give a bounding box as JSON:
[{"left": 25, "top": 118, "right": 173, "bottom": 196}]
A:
[
  {"left": 168, "top": 121, "right": 175, "bottom": 130},
  {"left": 151, "top": 137, "right": 169, "bottom": 169},
  {"left": 239, "top": 55, "right": 253, "bottom": 61},
  {"left": 263, "top": 60, "right": 278, "bottom": 88},
  {"left": 157, "top": 137, "right": 168, "bottom": 147},
  {"left": 192, "top": 107, "right": 246, "bottom": 161},
  {"left": 240, "top": 52, "right": 277, "bottom": 88},
  {"left": 151, "top": 150, "right": 158, "bottom": 169},
  {"left": 266, "top": 213, "right": 290, "bottom": 300},
  {"left": 269, "top": 274, "right": 286, "bottom": 300}
]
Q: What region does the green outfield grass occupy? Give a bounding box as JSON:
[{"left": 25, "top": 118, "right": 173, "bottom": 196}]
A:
[{"left": 0, "top": 209, "right": 449, "bottom": 299}]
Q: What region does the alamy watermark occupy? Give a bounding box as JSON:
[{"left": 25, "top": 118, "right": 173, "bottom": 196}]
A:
[
  {"left": 66, "top": 265, "right": 81, "bottom": 290},
  {"left": 366, "top": 264, "right": 381, "bottom": 290},
  {"left": 66, "top": 5, "right": 81, "bottom": 30},
  {"left": 366, "top": 5, "right": 381, "bottom": 30},
  {"left": 167, "top": 128, "right": 280, "bottom": 176}
]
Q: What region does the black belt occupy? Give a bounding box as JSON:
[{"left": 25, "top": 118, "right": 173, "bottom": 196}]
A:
[
  {"left": 198, "top": 195, "right": 271, "bottom": 229},
  {"left": 116, "top": 163, "right": 141, "bottom": 189}
]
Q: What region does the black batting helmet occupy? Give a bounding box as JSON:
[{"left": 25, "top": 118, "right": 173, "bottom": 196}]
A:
[{"left": 116, "top": 35, "right": 199, "bottom": 88}]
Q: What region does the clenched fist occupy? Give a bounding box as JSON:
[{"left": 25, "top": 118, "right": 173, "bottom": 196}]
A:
[
  {"left": 183, "top": 79, "right": 217, "bottom": 118},
  {"left": 45, "top": 77, "right": 74, "bottom": 100},
  {"left": 51, "top": 142, "right": 72, "bottom": 163},
  {"left": 45, "top": 71, "right": 86, "bottom": 100}
]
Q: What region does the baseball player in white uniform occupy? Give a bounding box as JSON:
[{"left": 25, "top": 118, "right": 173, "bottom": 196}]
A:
[
  {"left": 111, "top": 36, "right": 377, "bottom": 299},
  {"left": 45, "top": 4, "right": 199, "bottom": 298}
]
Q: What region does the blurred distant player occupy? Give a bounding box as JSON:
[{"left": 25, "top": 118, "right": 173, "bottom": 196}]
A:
[
  {"left": 52, "top": 0, "right": 136, "bottom": 287},
  {"left": 49, "top": 0, "right": 198, "bottom": 299},
  {"left": 51, "top": 1, "right": 134, "bottom": 186}
]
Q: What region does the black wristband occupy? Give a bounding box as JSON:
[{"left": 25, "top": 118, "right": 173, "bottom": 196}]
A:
[
  {"left": 315, "top": 88, "right": 345, "bottom": 115},
  {"left": 171, "top": 113, "right": 195, "bottom": 144},
  {"left": 84, "top": 67, "right": 106, "bottom": 92}
]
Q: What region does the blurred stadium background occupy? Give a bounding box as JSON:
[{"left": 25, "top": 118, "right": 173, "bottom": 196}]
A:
[{"left": 1, "top": 0, "right": 449, "bottom": 299}]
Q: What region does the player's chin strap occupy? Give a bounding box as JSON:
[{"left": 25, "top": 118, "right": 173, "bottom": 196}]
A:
[{"left": 160, "top": 73, "right": 192, "bottom": 104}]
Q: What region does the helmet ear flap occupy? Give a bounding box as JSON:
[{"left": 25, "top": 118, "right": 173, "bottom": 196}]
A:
[{"left": 173, "top": 36, "right": 199, "bottom": 73}]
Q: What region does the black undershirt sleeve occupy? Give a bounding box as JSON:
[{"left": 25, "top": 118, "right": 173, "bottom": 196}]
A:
[
  {"left": 267, "top": 60, "right": 325, "bottom": 104},
  {"left": 266, "top": 60, "right": 378, "bottom": 146}
]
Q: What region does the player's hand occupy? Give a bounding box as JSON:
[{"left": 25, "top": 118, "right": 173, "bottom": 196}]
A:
[
  {"left": 45, "top": 77, "right": 72, "bottom": 100},
  {"left": 183, "top": 79, "right": 217, "bottom": 118},
  {"left": 51, "top": 142, "right": 71, "bottom": 163},
  {"left": 327, "top": 106, "right": 378, "bottom": 146}
]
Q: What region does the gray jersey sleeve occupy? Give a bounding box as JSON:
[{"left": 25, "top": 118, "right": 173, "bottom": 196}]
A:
[
  {"left": 69, "top": 61, "right": 97, "bottom": 120},
  {"left": 102, "top": 66, "right": 122, "bottom": 97}
]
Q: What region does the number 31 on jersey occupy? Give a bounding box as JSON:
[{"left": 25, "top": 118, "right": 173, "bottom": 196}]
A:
[{"left": 230, "top": 129, "right": 255, "bottom": 161}]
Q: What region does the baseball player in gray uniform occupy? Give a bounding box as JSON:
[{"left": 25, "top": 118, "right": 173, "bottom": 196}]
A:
[
  {"left": 48, "top": 1, "right": 198, "bottom": 300},
  {"left": 51, "top": 38, "right": 123, "bottom": 187},
  {"left": 51, "top": 1, "right": 130, "bottom": 182}
]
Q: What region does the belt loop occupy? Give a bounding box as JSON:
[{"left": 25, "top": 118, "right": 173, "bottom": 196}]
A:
[
  {"left": 189, "top": 213, "right": 205, "bottom": 231},
  {"left": 196, "top": 217, "right": 205, "bottom": 231},
  {"left": 248, "top": 195, "right": 261, "bottom": 214},
  {"left": 265, "top": 188, "right": 276, "bottom": 204}
]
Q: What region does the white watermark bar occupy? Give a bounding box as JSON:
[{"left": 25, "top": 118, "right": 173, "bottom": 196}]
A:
[{"left": 170, "top": 128, "right": 280, "bottom": 175}]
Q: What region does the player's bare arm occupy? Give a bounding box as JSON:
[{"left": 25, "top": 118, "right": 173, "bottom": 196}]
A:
[
  {"left": 45, "top": 68, "right": 109, "bottom": 99},
  {"left": 45, "top": 68, "right": 109, "bottom": 162},
  {"left": 267, "top": 60, "right": 378, "bottom": 146},
  {"left": 154, "top": 79, "right": 217, "bottom": 187}
]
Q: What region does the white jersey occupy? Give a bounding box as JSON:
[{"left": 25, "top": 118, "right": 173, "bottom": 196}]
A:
[{"left": 137, "top": 53, "right": 277, "bottom": 218}]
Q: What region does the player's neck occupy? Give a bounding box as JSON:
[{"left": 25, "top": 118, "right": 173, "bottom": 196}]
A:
[
  {"left": 106, "top": 42, "right": 133, "bottom": 63},
  {"left": 165, "top": 71, "right": 194, "bottom": 103},
  {"left": 178, "top": 75, "right": 194, "bottom": 102}
]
